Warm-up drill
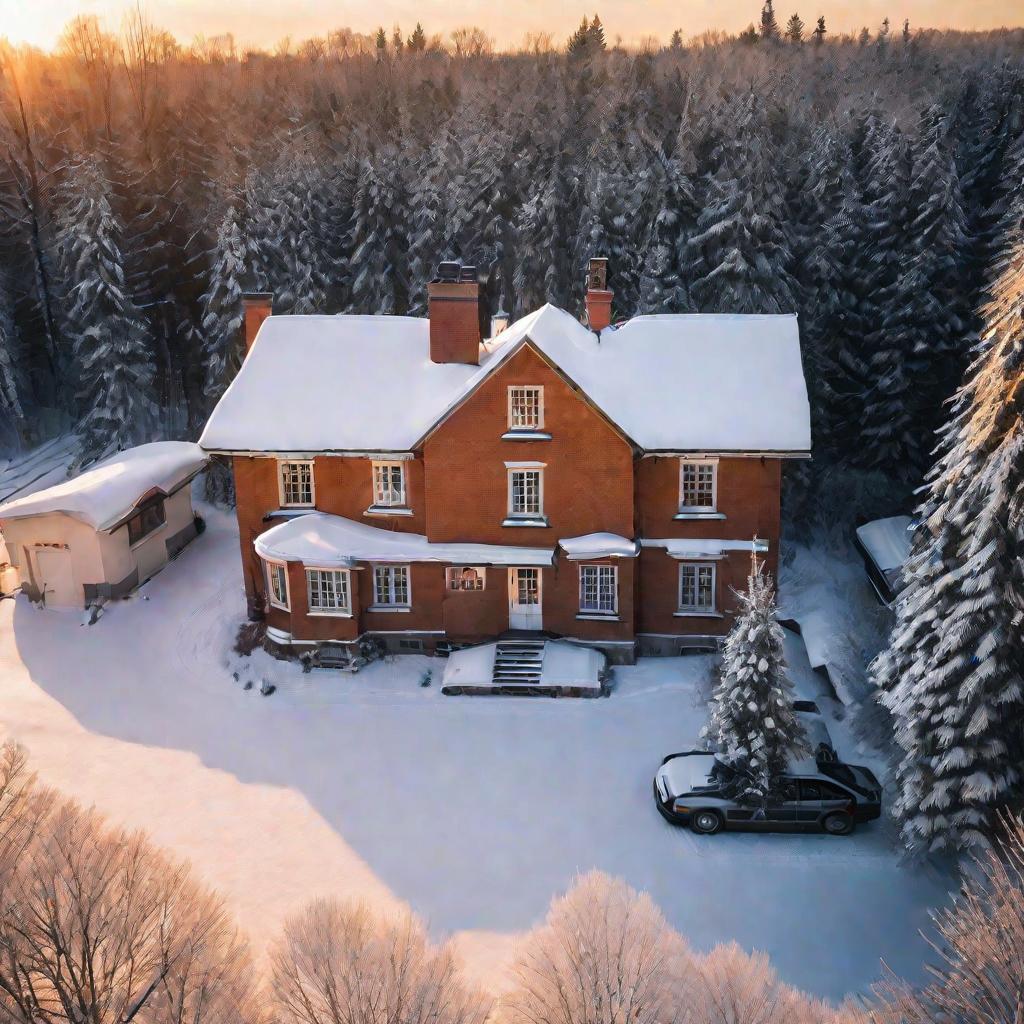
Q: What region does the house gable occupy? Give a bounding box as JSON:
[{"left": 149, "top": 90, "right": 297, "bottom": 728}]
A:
[{"left": 423, "top": 344, "right": 635, "bottom": 545}]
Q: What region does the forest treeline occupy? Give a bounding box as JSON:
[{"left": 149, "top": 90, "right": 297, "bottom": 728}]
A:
[
  {"left": 2, "top": 739, "right": 1023, "bottom": 1023},
  {"left": 1, "top": 15, "right": 1023, "bottom": 468}
]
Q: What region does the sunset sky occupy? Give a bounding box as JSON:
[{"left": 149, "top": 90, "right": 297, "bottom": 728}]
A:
[{"left": 1, "top": 0, "right": 1022, "bottom": 51}]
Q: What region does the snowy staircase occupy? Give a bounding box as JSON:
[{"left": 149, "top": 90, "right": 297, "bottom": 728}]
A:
[{"left": 491, "top": 639, "right": 546, "bottom": 688}]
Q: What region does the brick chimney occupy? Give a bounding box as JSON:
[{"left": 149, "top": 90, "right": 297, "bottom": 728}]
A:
[
  {"left": 428, "top": 263, "right": 482, "bottom": 365},
  {"left": 585, "top": 257, "right": 613, "bottom": 332},
  {"left": 242, "top": 292, "right": 274, "bottom": 352}
]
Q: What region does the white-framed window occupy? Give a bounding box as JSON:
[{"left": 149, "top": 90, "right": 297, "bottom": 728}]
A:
[
  {"left": 373, "top": 565, "right": 410, "bottom": 607},
  {"left": 579, "top": 564, "right": 618, "bottom": 615},
  {"left": 678, "top": 562, "right": 716, "bottom": 612},
  {"left": 306, "top": 568, "right": 351, "bottom": 614},
  {"left": 508, "top": 468, "right": 543, "bottom": 518},
  {"left": 372, "top": 461, "right": 407, "bottom": 507},
  {"left": 266, "top": 559, "right": 290, "bottom": 610},
  {"left": 279, "top": 460, "right": 314, "bottom": 507},
  {"left": 446, "top": 566, "right": 485, "bottom": 591},
  {"left": 679, "top": 459, "right": 717, "bottom": 512},
  {"left": 508, "top": 386, "right": 544, "bottom": 430}
]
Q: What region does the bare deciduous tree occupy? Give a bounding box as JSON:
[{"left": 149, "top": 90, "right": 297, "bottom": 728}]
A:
[
  {"left": 271, "top": 898, "right": 489, "bottom": 1024},
  {"left": 0, "top": 743, "right": 264, "bottom": 1024},
  {"left": 503, "top": 871, "right": 697, "bottom": 1024},
  {"left": 866, "top": 813, "right": 1024, "bottom": 1023}
]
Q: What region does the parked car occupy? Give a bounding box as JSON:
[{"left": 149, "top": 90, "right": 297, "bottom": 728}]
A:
[
  {"left": 653, "top": 751, "right": 882, "bottom": 836},
  {"left": 855, "top": 516, "right": 915, "bottom": 606},
  {"left": 793, "top": 699, "right": 836, "bottom": 762}
]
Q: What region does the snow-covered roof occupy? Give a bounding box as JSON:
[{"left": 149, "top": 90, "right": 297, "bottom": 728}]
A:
[
  {"left": 254, "top": 511, "right": 554, "bottom": 568},
  {"left": 0, "top": 442, "right": 207, "bottom": 531},
  {"left": 559, "top": 533, "right": 639, "bottom": 560},
  {"left": 199, "top": 306, "right": 811, "bottom": 455},
  {"left": 641, "top": 537, "right": 769, "bottom": 559},
  {"left": 855, "top": 516, "right": 914, "bottom": 572}
]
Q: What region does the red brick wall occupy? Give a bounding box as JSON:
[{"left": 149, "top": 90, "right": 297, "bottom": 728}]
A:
[
  {"left": 423, "top": 344, "right": 635, "bottom": 545},
  {"left": 542, "top": 555, "right": 635, "bottom": 642}
]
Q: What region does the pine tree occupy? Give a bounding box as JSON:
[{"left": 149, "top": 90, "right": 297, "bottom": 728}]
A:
[
  {"left": 391, "top": 27, "right": 404, "bottom": 55},
  {"left": 58, "top": 158, "right": 156, "bottom": 466},
  {"left": 589, "top": 14, "right": 606, "bottom": 51},
  {"left": 785, "top": 13, "right": 804, "bottom": 42},
  {"left": 760, "top": 0, "right": 780, "bottom": 41},
  {"left": 812, "top": 15, "right": 826, "bottom": 43},
  {"left": 704, "top": 557, "right": 809, "bottom": 803},
  {"left": 200, "top": 204, "right": 246, "bottom": 405},
  {"left": 875, "top": 208, "right": 1024, "bottom": 856},
  {"left": 0, "top": 278, "right": 25, "bottom": 443},
  {"left": 407, "top": 23, "right": 426, "bottom": 51},
  {"left": 670, "top": 29, "right": 683, "bottom": 50},
  {"left": 375, "top": 27, "right": 387, "bottom": 58},
  {"left": 567, "top": 17, "right": 591, "bottom": 58}
]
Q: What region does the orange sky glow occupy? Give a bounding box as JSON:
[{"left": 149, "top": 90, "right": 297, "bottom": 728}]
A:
[{"left": 1, "top": 0, "right": 1022, "bottom": 51}]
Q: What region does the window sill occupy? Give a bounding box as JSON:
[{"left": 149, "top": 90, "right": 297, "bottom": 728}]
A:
[
  {"left": 502, "top": 517, "right": 549, "bottom": 528},
  {"left": 265, "top": 508, "right": 316, "bottom": 521},
  {"left": 364, "top": 506, "right": 414, "bottom": 518},
  {"left": 268, "top": 602, "right": 290, "bottom": 613},
  {"left": 674, "top": 610, "right": 723, "bottom": 618},
  {"left": 367, "top": 605, "right": 412, "bottom": 613},
  {"left": 576, "top": 613, "right": 621, "bottom": 622},
  {"left": 674, "top": 511, "right": 726, "bottom": 521},
  {"left": 307, "top": 610, "right": 353, "bottom": 618},
  {"left": 501, "top": 430, "right": 552, "bottom": 441}
]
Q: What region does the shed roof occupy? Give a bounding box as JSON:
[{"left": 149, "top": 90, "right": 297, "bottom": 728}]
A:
[{"left": 0, "top": 442, "right": 207, "bottom": 531}]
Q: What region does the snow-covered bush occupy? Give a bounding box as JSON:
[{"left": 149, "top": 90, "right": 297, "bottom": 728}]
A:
[
  {"left": 271, "top": 898, "right": 488, "bottom": 1024},
  {"left": 704, "top": 560, "right": 808, "bottom": 802}
]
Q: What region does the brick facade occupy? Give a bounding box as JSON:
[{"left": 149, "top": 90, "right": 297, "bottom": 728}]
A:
[{"left": 232, "top": 340, "right": 789, "bottom": 661}]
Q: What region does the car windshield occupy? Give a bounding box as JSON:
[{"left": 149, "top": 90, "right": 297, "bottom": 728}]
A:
[{"left": 820, "top": 763, "right": 877, "bottom": 798}]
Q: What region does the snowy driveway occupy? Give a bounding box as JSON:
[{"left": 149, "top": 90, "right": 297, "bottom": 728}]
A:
[{"left": 0, "top": 506, "right": 951, "bottom": 1003}]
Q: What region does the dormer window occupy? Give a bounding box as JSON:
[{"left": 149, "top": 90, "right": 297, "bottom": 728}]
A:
[
  {"left": 508, "top": 386, "right": 543, "bottom": 431},
  {"left": 372, "top": 462, "right": 406, "bottom": 507},
  {"left": 679, "top": 459, "right": 717, "bottom": 514},
  {"left": 279, "top": 461, "right": 314, "bottom": 508}
]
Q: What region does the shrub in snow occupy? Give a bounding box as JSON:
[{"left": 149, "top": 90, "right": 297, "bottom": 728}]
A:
[
  {"left": 874, "top": 206, "right": 1024, "bottom": 856},
  {"left": 0, "top": 742, "right": 264, "bottom": 1024},
  {"left": 704, "top": 559, "right": 808, "bottom": 802},
  {"left": 271, "top": 898, "right": 488, "bottom": 1024}
]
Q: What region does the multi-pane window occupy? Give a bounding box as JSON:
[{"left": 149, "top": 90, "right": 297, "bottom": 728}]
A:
[
  {"left": 373, "top": 565, "right": 410, "bottom": 607},
  {"left": 678, "top": 563, "right": 715, "bottom": 612},
  {"left": 372, "top": 462, "right": 406, "bottom": 507},
  {"left": 126, "top": 495, "right": 165, "bottom": 545},
  {"left": 508, "top": 469, "right": 543, "bottom": 517},
  {"left": 508, "top": 386, "right": 543, "bottom": 430},
  {"left": 579, "top": 565, "right": 618, "bottom": 614},
  {"left": 280, "top": 461, "right": 314, "bottom": 507},
  {"left": 266, "top": 560, "right": 289, "bottom": 610},
  {"left": 306, "top": 568, "right": 351, "bottom": 614},
  {"left": 679, "top": 460, "right": 717, "bottom": 511},
  {"left": 446, "top": 566, "right": 485, "bottom": 591}
]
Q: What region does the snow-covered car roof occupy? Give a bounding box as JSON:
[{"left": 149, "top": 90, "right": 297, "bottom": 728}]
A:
[
  {"left": 199, "top": 305, "right": 811, "bottom": 456},
  {"left": 855, "top": 516, "right": 914, "bottom": 573},
  {"left": 0, "top": 442, "right": 208, "bottom": 531}
]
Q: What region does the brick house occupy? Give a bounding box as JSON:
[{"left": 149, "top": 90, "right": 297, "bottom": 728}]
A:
[{"left": 199, "top": 260, "right": 811, "bottom": 664}]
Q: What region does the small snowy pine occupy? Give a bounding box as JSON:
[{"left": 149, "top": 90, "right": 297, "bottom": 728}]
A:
[{"left": 704, "top": 557, "right": 809, "bottom": 802}]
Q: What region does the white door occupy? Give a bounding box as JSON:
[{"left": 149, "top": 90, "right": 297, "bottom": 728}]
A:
[
  {"left": 33, "top": 547, "right": 79, "bottom": 608},
  {"left": 508, "top": 568, "right": 542, "bottom": 630}
]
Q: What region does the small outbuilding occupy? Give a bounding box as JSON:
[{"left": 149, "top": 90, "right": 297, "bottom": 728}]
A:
[{"left": 0, "top": 442, "right": 208, "bottom": 609}]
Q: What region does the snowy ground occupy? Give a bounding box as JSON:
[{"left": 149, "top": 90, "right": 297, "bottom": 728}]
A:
[{"left": 0, "top": 503, "right": 952, "bottom": 1003}]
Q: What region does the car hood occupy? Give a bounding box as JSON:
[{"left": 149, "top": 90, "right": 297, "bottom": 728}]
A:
[{"left": 658, "top": 754, "right": 719, "bottom": 799}]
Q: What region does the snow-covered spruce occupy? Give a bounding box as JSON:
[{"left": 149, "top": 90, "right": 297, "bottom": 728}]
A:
[
  {"left": 874, "top": 202, "right": 1024, "bottom": 856},
  {"left": 703, "top": 559, "right": 809, "bottom": 802},
  {"left": 57, "top": 157, "right": 157, "bottom": 468}
]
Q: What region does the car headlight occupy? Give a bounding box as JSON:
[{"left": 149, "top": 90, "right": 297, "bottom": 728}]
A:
[{"left": 673, "top": 802, "right": 690, "bottom": 813}]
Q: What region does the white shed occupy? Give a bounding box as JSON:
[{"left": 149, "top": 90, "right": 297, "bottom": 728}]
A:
[{"left": 0, "top": 442, "right": 208, "bottom": 609}]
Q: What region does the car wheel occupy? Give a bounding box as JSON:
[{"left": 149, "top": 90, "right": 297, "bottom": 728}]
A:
[
  {"left": 690, "top": 810, "right": 723, "bottom": 835},
  {"left": 822, "top": 812, "right": 855, "bottom": 836}
]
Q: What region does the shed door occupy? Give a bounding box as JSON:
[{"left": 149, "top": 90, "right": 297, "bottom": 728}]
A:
[{"left": 34, "top": 548, "right": 79, "bottom": 608}]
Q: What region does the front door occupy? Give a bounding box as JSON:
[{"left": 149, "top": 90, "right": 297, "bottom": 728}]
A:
[
  {"left": 508, "top": 568, "right": 542, "bottom": 630},
  {"left": 33, "top": 547, "right": 79, "bottom": 608}
]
